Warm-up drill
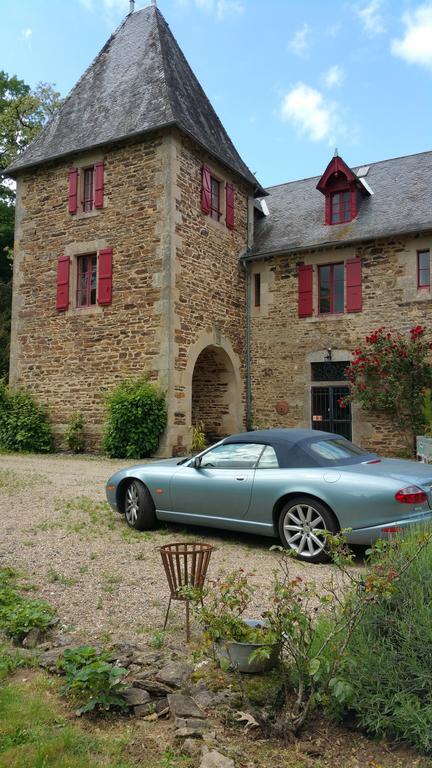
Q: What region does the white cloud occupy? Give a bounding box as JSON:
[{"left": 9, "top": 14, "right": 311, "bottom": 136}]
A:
[
  {"left": 19, "top": 28, "right": 33, "bottom": 41},
  {"left": 280, "top": 82, "right": 343, "bottom": 144},
  {"left": 391, "top": 4, "right": 432, "bottom": 70},
  {"left": 324, "top": 65, "right": 345, "bottom": 88},
  {"left": 354, "top": 0, "right": 385, "bottom": 36},
  {"left": 288, "top": 23, "right": 311, "bottom": 57}
]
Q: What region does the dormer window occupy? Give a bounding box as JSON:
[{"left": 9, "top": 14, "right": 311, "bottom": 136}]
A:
[
  {"left": 316, "top": 152, "right": 370, "bottom": 227},
  {"left": 330, "top": 190, "right": 351, "bottom": 224}
]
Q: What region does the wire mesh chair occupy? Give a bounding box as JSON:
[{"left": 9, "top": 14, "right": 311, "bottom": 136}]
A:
[{"left": 159, "top": 542, "right": 214, "bottom": 641}]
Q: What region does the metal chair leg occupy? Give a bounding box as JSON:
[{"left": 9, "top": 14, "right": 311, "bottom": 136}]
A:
[
  {"left": 163, "top": 596, "right": 172, "bottom": 630},
  {"left": 185, "top": 599, "right": 190, "bottom": 643}
]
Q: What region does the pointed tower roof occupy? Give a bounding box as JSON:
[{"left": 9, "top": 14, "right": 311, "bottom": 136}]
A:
[{"left": 8, "top": 5, "right": 263, "bottom": 193}]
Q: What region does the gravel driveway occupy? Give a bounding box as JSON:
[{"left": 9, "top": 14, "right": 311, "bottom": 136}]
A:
[{"left": 0, "top": 453, "right": 344, "bottom": 646}]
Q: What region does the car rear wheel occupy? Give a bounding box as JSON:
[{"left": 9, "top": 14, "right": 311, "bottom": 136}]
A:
[
  {"left": 124, "top": 480, "right": 156, "bottom": 531},
  {"left": 278, "top": 496, "right": 338, "bottom": 563}
]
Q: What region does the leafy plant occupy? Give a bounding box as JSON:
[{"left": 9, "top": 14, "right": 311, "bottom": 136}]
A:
[
  {"left": 149, "top": 630, "right": 165, "bottom": 650},
  {"left": 332, "top": 525, "right": 432, "bottom": 752},
  {"left": 102, "top": 376, "right": 167, "bottom": 459},
  {"left": 60, "top": 646, "right": 128, "bottom": 714},
  {"left": 342, "top": 326, "right": 432, "bottom": 455},
  {"left": 184, "top": 570, "right": 275, "bottom": 645},
  {"left": 64, "top": 411, "right": 85, "bottom": 453},
  {"left": 0, "top": 568, "right": 57, "bottom": 642},
  {"left": 190, "top": 420, "right": 206, "bottom": 452},
  {"left": 0, "top": 380, "right": 53, "bottom": 453},
  {"left": 422, "top": 388, "right": 432, "bottom": 437}
]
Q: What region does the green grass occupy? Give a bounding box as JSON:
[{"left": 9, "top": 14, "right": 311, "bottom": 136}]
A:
[
  {"left": 0, "top": 672, "right": 135, "bottom": 768},
  {"left": 0, "top": 469, "right": 49, "bottom": 494}
]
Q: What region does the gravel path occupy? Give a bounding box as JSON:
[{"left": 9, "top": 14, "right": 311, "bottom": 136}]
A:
[{"left": 0, "top": 453, "right": 346, "bottom": 646}]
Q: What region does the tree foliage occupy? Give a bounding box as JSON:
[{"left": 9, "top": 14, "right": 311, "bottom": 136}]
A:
[{"left": 0, "top": 71, "right": 62, "bottom": 378}]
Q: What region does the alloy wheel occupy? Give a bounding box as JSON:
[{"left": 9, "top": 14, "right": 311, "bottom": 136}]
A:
[
  {"left": 125, "top": 482, "right": 139, "bottom": 526},
  {"left": 282, "top": 503, "right": 327, "bottom": 558}
]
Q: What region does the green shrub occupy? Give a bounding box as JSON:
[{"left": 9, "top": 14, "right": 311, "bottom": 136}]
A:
[
  {"left": 64, "top": 411, "right": 85, "bottom": 453},
  {"left": 59, "top": 646, "right": 128, "bottom": 714},
  {"left": 0, "top": 568, "right": 57, "bottom": 642},
  {"left": 333, "top": 526, "right": 432, "bottom": 752},
  {"left": 102, "top": 377, "right": 167, "bottom": 458},
  {"left": 0, "top": 380, "right": 53, "bottom": 453}
]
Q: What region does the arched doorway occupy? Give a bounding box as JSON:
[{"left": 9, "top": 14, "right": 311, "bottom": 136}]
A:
[{"left": 191, "top": 345, "right": 241, "bottom": 443}]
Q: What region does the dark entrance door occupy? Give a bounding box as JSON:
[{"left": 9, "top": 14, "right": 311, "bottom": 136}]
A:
[{"left": 311, "top": 386, "right": 352, "bottom": 440}]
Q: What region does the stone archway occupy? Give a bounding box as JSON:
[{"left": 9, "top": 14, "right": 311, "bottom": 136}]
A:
[{"left": 192, "top": 344, "right": 241, "bottom": 442}]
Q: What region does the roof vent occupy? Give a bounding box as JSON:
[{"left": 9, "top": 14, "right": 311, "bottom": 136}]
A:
[
  {"left": 357, "top": 165, "right": 370, "bottom": 177},
  {"left": 129, "top": 0, "right": 134, "bottom": 12}
]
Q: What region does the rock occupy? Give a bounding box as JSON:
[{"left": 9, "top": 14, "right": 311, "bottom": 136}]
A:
[
  {"left": 181, "top": 738, "right": 203, "bottom": 760},
  {"left": 156, "top": 662, "right": 193, "bottom": 688},
  {"left": 155, "top": 697, "right": 169, "bottom": 713},
  {"left": 123, "top": 687, "right": 151, "bottom": 707},
  {"left": 199, "top": 750, "right": 235, "bottom": 768},
  {"left": 38, "top": 647, "right": 71, "bottom": 671},
  {"left": 132, "top": 651, "right": 163, "bottom": 665},
  {"left": 168, "top": 693, "right": 206, "bottom": 719},
  {"left": 189, "top": 683, "right": 230, "bottom": 710},
  {"left": 175, "top": 718, "right": 210, "bottom": 731},
  {"left": 133, "top": 677, "right": 174, "bottom": 695},
  {"left": 134, "top": 703, "right": 156, "bottom": 717},
  {"left": 22, "top": 628, "right": 42, "bottom": 649}
]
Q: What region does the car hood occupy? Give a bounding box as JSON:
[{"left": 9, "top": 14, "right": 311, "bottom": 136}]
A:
[
  {"left": 128, "top": 457, "right": 189, "bottom": 470},
  {"left": 349, "top": 458, "right": 432, "bottom": 486}
]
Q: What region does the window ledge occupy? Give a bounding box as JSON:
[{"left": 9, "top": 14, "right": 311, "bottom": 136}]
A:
[
  {"left": 67, "top": 305, "right": 104, "bottom": 316},
  {"left": 74, "top": 209, "right": 100, "bottom": 221}
]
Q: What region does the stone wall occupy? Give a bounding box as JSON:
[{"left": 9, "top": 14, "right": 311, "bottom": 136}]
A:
[
  {"left": 10, "top": 134, "right": 169, "bottom": 450},
  {"left": 167, "top": 133, "right": 250, "bottom": 452},
  {"left": 250, "top": 234, "right": 432, "bottom": 456}
]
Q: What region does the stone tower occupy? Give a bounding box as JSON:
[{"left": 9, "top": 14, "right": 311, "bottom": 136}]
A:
[{"left": 7, "top": 5, "right": 263, "bottom": 455}]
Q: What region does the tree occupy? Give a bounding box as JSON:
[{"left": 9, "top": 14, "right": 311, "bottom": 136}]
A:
[
  {"left": 342, "top": 326, "right": 432, "bottom": 455},
  {"left": 0, "top": 71, "right": 62, "bottom": 377}
]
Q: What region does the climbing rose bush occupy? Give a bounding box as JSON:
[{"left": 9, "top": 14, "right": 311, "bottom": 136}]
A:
[{"left": 341, "top": 326, "right": 432, "bottom": 452}]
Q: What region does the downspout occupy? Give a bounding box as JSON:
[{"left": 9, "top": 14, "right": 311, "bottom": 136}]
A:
[
  {"left": 240, "top": 194, "right": 255, "bottom": 431},
  {"left": 241, "top": 254, "right": 252, "bottom": 430}
]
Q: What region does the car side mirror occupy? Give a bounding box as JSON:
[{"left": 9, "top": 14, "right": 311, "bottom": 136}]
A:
[{"left": 192, "top": 456, "right": 202, "bottom": 469}]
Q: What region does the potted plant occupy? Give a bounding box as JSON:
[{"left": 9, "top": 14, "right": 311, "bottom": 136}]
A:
[{"left": 183, "top": 570, "right": 279, "bottom": 674}]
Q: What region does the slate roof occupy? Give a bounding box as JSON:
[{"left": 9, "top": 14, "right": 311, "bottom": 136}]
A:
[
  {"left": 251, "top": 150, "right": 432, "bottom": 258},
  {"left": 7, "top": 6, "right": 263, "bottom": 193}
]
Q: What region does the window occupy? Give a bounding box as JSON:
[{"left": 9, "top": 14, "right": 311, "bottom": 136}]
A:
[
  {"left": 318, "top": 263, "right": 344, "bottom": 314},
  {"left": 256, "top": 445, "right": 279, "bottom": 468},
  {"left": 210, "top": 176, "right": 221, "bottom": 221},
  {"left": 330, "top": 191, "right": 351, "bottom": 224},
  {"left": 418, "top": 250, "right": 430, "bottom": 288},
  {"left": 199, "top": 442, "right": 265, "bottom": 469},
  {"left": 83, "top": 168, "right": 94, "bottom": 212},
  {"left": 254, "top": 273, "right": 261, "bottom": 307},
  {"left": 68, "top": 162, "right": 104, "bottom": 215},
  {"left": 76, "top": 254, "right": 97, "bottom": 307}
]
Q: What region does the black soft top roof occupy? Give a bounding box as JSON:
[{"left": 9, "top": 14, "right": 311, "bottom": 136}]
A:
[{"left": 223, "top": 428, "right": 335, "bottom": 446}]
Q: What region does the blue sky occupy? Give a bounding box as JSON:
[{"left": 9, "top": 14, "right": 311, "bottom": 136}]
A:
[{"left": 1, "top": 0, "right": 431, "bottom": 187}]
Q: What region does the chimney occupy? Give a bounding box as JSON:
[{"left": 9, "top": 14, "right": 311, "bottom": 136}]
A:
[{"left": 129, "top": 0, "right": 134, "bottom": 13}]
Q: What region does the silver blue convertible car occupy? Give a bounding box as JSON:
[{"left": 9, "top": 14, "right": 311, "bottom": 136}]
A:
[{"left": 105, "top": 429, "right": 432, "bottom": 563}]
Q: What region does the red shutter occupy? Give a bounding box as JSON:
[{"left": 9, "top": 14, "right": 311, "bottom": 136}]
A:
[
  {"left": 98, "top": 248, "right": 113, "bottom": 306},
  {"left": 325, "top": 194, "right": 331, "bottom": 225},
  {"left": 346, "top": 258, "right": 362, "bottom": 312},
  {"left": 201, "top": 165, "right": 211, "bottom": 214},
  {"left": 56, "top": 256, "right": 70, "bottom": 311},
  {"left": 68, "top": 169, "right": 78, "bottom": 214},
  {"left": 94, "top": 161, "right": 104, "bottom": 209},
  {"left": 226, "top": 182, "right": 235, "bottom": 229},
  {"left": 298, "top": 265, "right": 313, "bottom": 317}
]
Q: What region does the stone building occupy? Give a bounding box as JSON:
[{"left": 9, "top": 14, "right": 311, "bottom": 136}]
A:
[{"left": 6, "top": 4, "right": 432, "bottom": 455}]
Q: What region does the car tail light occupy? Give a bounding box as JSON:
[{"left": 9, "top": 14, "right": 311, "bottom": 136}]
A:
[
  {"left": 395, "top": 486, "right": 427, "bottom": 504},
  {"left": 382, "top": 526, "right": 403, "bottom": 533}
]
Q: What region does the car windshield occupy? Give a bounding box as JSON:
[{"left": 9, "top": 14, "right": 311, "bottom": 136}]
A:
[{"left": 304, "top": 438, "right": 373, "bottom": 466}]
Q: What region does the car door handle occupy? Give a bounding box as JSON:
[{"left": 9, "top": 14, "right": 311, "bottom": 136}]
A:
[{"left": 236, "top": 475, "right": 246, "bottom": 481}]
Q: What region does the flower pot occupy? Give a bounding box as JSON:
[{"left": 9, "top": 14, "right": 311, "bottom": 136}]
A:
[{"left": 216, "top": 619, "right": 279, "bottom": 674}]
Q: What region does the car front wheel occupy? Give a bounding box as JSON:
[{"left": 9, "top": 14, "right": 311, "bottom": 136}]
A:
[
  {"left": 278, "top": 496, "right": 338, "bottom": 563},
  {"left": 124, "top": 480, "right": 156, "bottom": 531}
]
